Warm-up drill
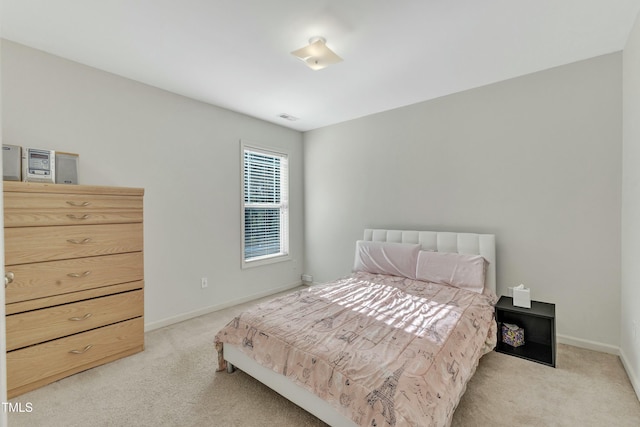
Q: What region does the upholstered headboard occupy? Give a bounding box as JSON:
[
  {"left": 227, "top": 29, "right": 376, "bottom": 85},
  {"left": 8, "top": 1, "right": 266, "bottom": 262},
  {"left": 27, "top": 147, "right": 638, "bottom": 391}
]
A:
[{"left": 363, "top": 229, "right": 496, "bottom": 294}]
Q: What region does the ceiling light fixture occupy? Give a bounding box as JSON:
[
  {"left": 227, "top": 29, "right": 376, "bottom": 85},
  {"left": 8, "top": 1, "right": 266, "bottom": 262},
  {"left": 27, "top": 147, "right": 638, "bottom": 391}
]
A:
[{"left": 291, "top": 36, "right": 342, "bottom": 71}]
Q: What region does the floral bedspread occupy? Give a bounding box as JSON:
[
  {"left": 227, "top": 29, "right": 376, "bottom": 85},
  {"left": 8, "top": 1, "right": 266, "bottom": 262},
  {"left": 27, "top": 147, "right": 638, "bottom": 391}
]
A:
[{"left": 215, "top": 272, "right": 497, "bottom": 427}]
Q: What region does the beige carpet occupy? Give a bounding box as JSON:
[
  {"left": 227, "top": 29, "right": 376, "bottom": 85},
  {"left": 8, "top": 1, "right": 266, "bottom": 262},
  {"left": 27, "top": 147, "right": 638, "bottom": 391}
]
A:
[{"left": 8, "top": 290, "right": 640, "bottom": 427}]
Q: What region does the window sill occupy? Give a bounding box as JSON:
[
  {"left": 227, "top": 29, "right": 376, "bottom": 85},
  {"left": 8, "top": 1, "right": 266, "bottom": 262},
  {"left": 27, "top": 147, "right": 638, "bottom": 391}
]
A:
[{"left": 242, "top": 253, "right": 291, "bottom": 269}]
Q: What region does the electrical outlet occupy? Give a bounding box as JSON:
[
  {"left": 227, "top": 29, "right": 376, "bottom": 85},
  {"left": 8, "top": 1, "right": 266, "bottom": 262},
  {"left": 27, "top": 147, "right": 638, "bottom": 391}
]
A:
[{"left": 201, "top": 277, "right": 208, "bottom": 289}]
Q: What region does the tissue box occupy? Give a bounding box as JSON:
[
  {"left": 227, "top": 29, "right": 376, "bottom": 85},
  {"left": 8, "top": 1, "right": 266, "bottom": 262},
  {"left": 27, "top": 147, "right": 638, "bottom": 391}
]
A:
[
  {"left": 501, "top": 323, "right": 525, "bottom": 347},
  {"left": 513, "top": 287, "right": 531, "bottom": 308}
]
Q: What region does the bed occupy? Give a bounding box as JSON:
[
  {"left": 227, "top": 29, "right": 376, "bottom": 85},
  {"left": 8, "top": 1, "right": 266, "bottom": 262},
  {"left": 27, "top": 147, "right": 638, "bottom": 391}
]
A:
[{"left": 215, "top": 229, "right": 497, "bottom": 426}]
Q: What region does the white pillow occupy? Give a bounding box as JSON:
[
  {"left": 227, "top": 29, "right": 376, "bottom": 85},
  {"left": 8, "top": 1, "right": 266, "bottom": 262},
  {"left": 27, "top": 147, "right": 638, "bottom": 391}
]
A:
[
  {"left": 416, "top": 250, "right": 487, "bottom": 293},
  {"left": 353, "top": 240, "right": 421, "bottom": 279}
]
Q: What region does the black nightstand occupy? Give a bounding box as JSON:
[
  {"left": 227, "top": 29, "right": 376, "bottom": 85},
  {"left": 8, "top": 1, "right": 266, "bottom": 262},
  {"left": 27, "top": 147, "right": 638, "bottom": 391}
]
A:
[{"left": 495, "top": 296, "right": 556, "bottom": 367}]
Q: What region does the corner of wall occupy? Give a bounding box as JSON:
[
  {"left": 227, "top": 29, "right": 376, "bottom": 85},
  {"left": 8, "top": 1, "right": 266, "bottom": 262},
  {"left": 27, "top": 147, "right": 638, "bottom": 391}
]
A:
[{"left": 620, "top": 347, "right": 640, "bottom": 401}]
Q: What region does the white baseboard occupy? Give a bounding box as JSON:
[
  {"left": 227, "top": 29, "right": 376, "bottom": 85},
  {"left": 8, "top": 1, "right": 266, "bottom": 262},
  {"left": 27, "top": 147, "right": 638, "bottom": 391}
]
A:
[
  {"left": 557, "top": 334, "right": 620, "bottom": 355},
  {"left": 619, "top": 347, "right": 640, "bottom": 402},
  {"left": 144, "top": 281, "right": 303, "bottom": 332}
]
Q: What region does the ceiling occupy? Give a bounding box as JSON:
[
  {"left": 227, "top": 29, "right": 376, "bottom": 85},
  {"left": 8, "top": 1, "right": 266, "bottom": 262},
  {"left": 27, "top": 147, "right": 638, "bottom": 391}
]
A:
[{"left": 2, "top": 1, "right": 640, "bottom": 132}]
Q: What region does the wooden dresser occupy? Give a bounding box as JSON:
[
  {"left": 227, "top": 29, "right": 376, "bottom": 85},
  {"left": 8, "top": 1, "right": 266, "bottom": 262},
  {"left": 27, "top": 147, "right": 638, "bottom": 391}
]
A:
[{"left": 3, "top": 182, "right": 144, "bottom": 398}]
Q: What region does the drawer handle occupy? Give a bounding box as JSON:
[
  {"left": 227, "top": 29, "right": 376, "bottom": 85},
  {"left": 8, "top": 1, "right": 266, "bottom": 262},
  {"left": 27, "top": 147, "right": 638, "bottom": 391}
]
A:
[
  {"left": 69, "top": 313, "right": 93, "bottom": 321},
  {"left": 67, "top": 238, "right": 92, "bottom": 245},
  {"left": 69, "top": 344, "right": 93, "bottom": 355},
  {"left": 4, "top": 271, "right": 15, "bottom": 288},
  {"left": 66, "top": 201, "right": 91, "bottom": 207},
  {"left": 67, "top": 214, "right": 91, "bottom": 220},
  {"left": 67, "top": 271, "right": 92, "bottom": 278}
]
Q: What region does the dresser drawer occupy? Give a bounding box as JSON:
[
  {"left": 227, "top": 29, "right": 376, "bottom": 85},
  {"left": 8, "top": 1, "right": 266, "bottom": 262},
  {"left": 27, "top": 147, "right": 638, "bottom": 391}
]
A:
[
  {"left": 5, "top": 252, "right": 143, "bottom": 305},
  {"left": 4, "top": 192, "right": 143, "bottom": 227},
  {"left": 7, "top": 317, "right": 144, "bottom": 395},
  {"left": 4, "top": 223, "right": 143, "bottom": 265},
  {"left": 6, "top": 290, "right": 143, "bottom": 351}
]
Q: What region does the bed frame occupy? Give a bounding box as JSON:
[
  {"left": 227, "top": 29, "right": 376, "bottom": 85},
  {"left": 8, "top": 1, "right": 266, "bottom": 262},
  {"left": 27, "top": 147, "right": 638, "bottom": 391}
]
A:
[{"left": 224, "top": 229, "right": 496, "bottom": 426}]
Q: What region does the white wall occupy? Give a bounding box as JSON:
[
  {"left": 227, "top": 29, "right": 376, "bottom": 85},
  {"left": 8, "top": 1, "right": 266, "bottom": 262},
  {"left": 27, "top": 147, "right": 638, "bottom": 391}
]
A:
[
  {"left": 0, "top": 35, "right": 9, "bottom": 426},
  {"left": 304, "top": 54, "right": 622, "bottom": 350},
  {"left": 622, "top": 10, "right": 640, "bottom": 398},
  {"left": 0, "top": 40, "right": 304, "bottom": 329}
]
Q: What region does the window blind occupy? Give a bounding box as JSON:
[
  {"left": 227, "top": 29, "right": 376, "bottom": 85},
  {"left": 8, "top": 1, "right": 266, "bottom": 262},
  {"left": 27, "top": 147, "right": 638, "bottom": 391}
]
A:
[{"left": 242, "top": 147, "right": 289, "bottom": 263}]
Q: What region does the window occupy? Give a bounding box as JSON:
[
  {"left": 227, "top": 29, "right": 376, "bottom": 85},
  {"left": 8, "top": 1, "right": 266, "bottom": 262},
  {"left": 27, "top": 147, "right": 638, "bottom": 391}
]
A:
[{"left": 241, "top": 142, "right": 289, "bottom": 267}]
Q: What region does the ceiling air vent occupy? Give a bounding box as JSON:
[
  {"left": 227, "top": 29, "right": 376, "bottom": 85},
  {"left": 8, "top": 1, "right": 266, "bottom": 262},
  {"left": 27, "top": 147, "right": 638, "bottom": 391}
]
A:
[{"left": 278, "top": 113, "right": 299, "bottom": 122}]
